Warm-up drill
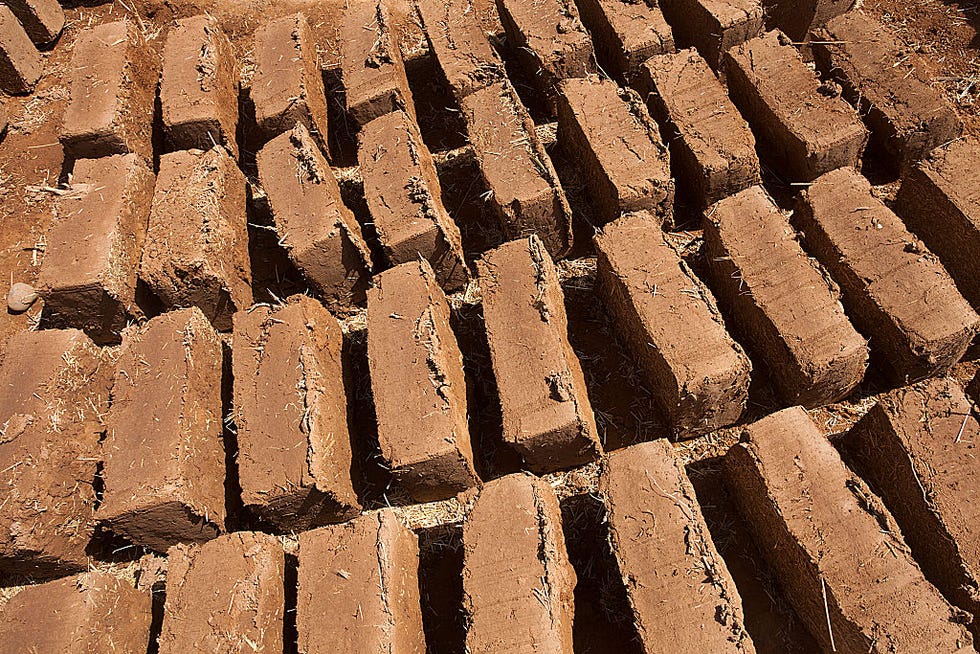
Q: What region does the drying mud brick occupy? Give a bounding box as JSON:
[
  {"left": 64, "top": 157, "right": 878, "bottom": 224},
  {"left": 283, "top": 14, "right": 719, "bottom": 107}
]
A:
[
  {"left": 497, "top": 0, "right": 595, "bottom": 99},
  {"left": 895, "top": 137, "right": 980, "bottom": 308},
  {"left": 417, "top": 0, "right": 506, "bottom": 102},
  {"left": 339, "top": 0, "right": 416, "bottom": 127},
  {"left": 638, "top": 49, "right": 760, "bottom": 208},
  {"left": 478, "top": 236, "right": 601, "bottom": 472},
  {"left": 658, "top": 0, "right": 764, "bottom": 69},
  {"left": 0, "top": 571, "right": 151, "bottom": 654},
  {"left": 724, "top": 30, "right": 867, "bottom": 183},
  {"left": 796, "top": 167, "right": 979, "bottom": 382},
  {"left": 252, "top": 13, "right": 329, "bottom": 147},
  {"left": 158, "top": 532, "right": 284, "bottom": 654},
  {"left": 161, "top": 15, "right": 239, "bottom": 158},
  {"left": 60, "top": 20, "right": 157, "bottom": 160},
  {"left": 233, "top": 295, "right": 360, "bottom": 530},
  {"left": 724, "top": 407, "right": 974, "bottom": 653},
  {"left": 140, "top": 147, "right": 252, "bottom": 331},
  {"left": 575, "top": 0, "right": 674, "bottom": 82},
  {"left": 99, "top": 308, "right": 226, "bottom": 552},
  {"left": 0, "top": 329, "right": 110, "bottom": 577},
  {"left": 703, "top": 186, "right": 868, "bottom": 406},
  {"left": 367, "top": 260, "right": 479, "bottom": 502},
  {"left": 0, "top": 5, "right": 42, "bottom": 94},
  {"left": 463, "top": 473, "right": 576, "bottom": 653},
  {"left": 358, "top": 110, "right": 468, "bottom": 290},
  {"left": 5, "top": 0, "right": 63, "bottom": 46},
  {"left": 297, "top": 510, "right": 425, "bottom": 654},
  {"left": 813, "top": 12, "right": 962, "bottom": 169},
  {"left": 841, "top": 378, "right": 980, "bottom": 621},
  {"left": 763, "top": 0, "right": 854, "bottom": 41},
  {"left": 461, "top": 81, "right": 573, "bottom": 257},
  {"left": 257, "top": 123, "right": 371, "bottom": 312},
  {"left": 37, "top": 154, "right": 155, "bottom": 344},
  {"left": 594, "top": 211, "right": 751, "bottom": 436},
  {"left": 556, "top": 76, "right": 673, "bottom": 225},
  {"left": 601, "top": 441, "right": 755, "bottom": 652}
]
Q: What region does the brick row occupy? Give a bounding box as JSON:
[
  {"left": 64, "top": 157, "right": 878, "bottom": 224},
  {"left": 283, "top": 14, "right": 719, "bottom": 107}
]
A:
[{"left": 5, "top": 0, "right": 63, "bottom": 47}]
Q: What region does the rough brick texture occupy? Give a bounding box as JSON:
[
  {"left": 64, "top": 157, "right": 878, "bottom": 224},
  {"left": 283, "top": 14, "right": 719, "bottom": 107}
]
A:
[
  {"left": 256, "top": 123, "right": 371, "bottom": 313},
  {"left": 297, "top": 510, "right": 426, "bottom": 654},
  {"left": 99, "top": 308, "right": 226, "bottom": 552},
  {"left": 703, "top": 186, "right": 868, "bottom": 406},
  {"left": 463, "top": 473, "right": 576, "bottom": 653},
  {"left": 895, "top": 137, "right": 980, "bottom": 308},
  {"left": 233, "top": 295, "right": 360, "bottom": 530},
  {"left": 161, "top": 14, "right": 239, "bottom": 158},
  {"left": 659, "top": 0, "right": 764, "bottom": 69},
  {"left": 358, "top": 110, "right": 468, "bottom": 290},
  {"left": 813, "top": 11, "right": 962, "bottom": 169},
  {"left": 37, "top": 154, "right": 155, "bottom": 344},
  {"left": 140, "top": 147, "right": 252, "bottom": 331},
  {"left": 0, "top": 5, "right": 42, "bottom": 94},
  {"left": 368, "top": 259, "right": 479, "bottom": 502},
  {"left": 556, "top": 76, "right": 673, "bottom": 225},
  {"left": 575, "top": 0, "right": 674, "bottom": 82},
  {"left": 0, "top": 571, "right": 151, "bottom": 654},
  {"left": 252, "top": 13, "right": 329, "bottom": 147},
  {"left": 724, "top": 30, "right": 867, "bottom": 182},
  {"left": 638, "top": 49, "right": 760, "bottom": 208},
  {"left": 5, "top": 0, "right": 64, "bottom": 46},
  {"left": 60, "top": 20, "right": 157, "bottom": 160},
  {"left": 461, "top": 81, "right": 573, "bottom": 256},
  {"left": 595, "top": 211, "right": 751, "bottom": 436},
  {"left": 0, "top": 329, "right": 110, "bottom": 577},
  {"left": 796, "top": 167, "right": 978, "bottom": 382},
  {"left": 478, "top": 236, "right": 601, "bottom": 472},
  {"left": 725, "top": 407, "right": 974, "bottom": 653},
  {"left": 158, "top": 532, "right": 284, "bottom": 654},
  {"left": 601, "top": 440, "right": 756, "bottom": 652}
]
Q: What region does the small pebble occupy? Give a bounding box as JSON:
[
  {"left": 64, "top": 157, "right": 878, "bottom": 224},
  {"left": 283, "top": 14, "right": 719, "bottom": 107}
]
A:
[{"left": 7, "top": 282, "right": 38, "bottom": 313}]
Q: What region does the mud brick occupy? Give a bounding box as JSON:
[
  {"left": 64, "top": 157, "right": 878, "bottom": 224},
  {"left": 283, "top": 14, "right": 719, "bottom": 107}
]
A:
[
  {"left": 478, "top": 236, "right": 601, "bottom": 472},
  {"left": 158, "top": 532, "right": 284, "bottom": 654},
  {"left": 161, "top": 15, "right": 239, "bottom": 158},
  {"left": 703, "top": 186, "right": 868, "bottom": 406},
  {"left": 724, "top": 407, "right": 974, "bottom": 653},
  {"left": 724, "top": 30, "right": 867, "bottom": 183},
  {"left": 5, "top": 0, "right": 63, "bottom": 46},
  {"left": 556, "top": 76, "right": 673, "bottom": 225},
  {"left": 0, "top": 571, "right": 151, "bottom": 654},
  {"left": 416, "top": 0, "right": 506, "bottom": 102},
  {"left": 99, "top": 308, "right": 226, "bottom": 552},
  {"left": 895, "top": 137, "right": 980, "bottom": 308},
  {"left": 638, "top": 49, "right": 760, "bottom": 208},
  {"left": 0, "top": 329, "right": 110, "bottom": 577},
  {"left": 358, "top": 110, "right": 468, "bottom": 290},
  {"left": 813, "top": 12, "right": 962, "bottom": 169},
  {"left": 659, "top": 0, "right": 764, "bottom": 69},
  {"left": 60, "top": 20, "right": 157, "bottom": 160},
  {"left": 0, "top": 5, "right": 42, "bottom": 94},
  {"left": 575, "top": 0, "right": 674, "bottom": 82},
  {"left": 257, "top": 123, "right": 371, "bottom": 312},
  {"left": 601, "top": 440, "right": 755, "bottom": 652},
  {"left": 340, "top": 0, "right": 416, "bottom": 127},
  {"left": 37, "top": 154, "right": 155, "bottom": 344},
  {"left": 463, "top": 473, "right": 576, "bottom": 653},
  {"left": 233, "top": 295, "right": 360, "bottom": 530},
  {"left": 461, "top": 81, "right": 573, "bottom": 257},
  {"left": 252, "top": 13, "right": 329, "bottom": 147},
  {"left": 0, "top": 101, "right": 6, "bottom": 135},
  {"left": 594, "top": 211, "right": 750, "bottom": 436},
  {"left": 367, "top": 260, "right": 479, "bottom": 502},
  {"left": 796, "top": 167, "right": 979, "bottom": 382},
  {"left": 840, "top": 378, "right": 980, "bottom": 622},
  {"left": 970, "top": 370, "right": 980, "bottom": 406},
  {"left": 297, "top": 510, "right": 425, "bottom": 654},
  {"left": 497, "top": 0, "right": 595, "bottom": 98},
  {"left": 763, "top": 0, "right": 855, "bottom": 41},
  {"left": 139, "top": 147, "right": 252, "bottom": 331}
]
